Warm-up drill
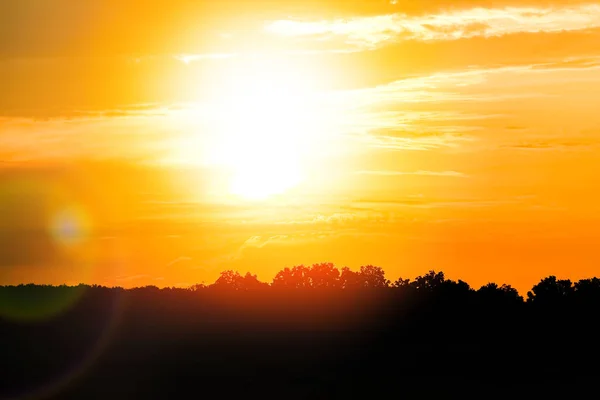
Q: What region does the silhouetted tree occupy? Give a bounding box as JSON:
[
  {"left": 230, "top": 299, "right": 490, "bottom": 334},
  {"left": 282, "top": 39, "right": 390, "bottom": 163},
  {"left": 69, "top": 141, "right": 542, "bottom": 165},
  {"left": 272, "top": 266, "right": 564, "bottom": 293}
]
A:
[
  {"left": 189, "top": 283, "right": 207, "bottom": 292},
  {"left": 442, "top": 279, "right": 472, "bottom": 293},
  {"left": 392, "top": 277, "right": 411, "bottom": 288},
  {"left": 527, "top": 276, "right": 574, "bottom": 304},
  {"left": 210, "top": 271, "right": 269, "bottom": 290},
  {"left": 359, "top": 265, "right": 390, "bottom": 288},
  {"left": 340, "top": 267, "right": 362, "bottom": 289},
  {"left": 211, "top": 270, "right": 244, "bottom": 290},
  {"left": 478, "top": 283, "right": 523, "bottom": 304},
  {"left": 308, "top": 263, "right": 341, "bottom": 288},
  {"left": 411, "top": 270, "right": 445, "bottom": 291},
  {"left": 478, "top": 282, "right": 500, "bottom": 292},
  {"left": 433, "top": 279, "right": 473, "bottom": 309},
  {"left": 573, "top": 277, "right": 600, "bottom": 303},
  {"left": 5, "top": 270, "right": 600, "bottom": 399},
  {"left": 272, "top": 265, "right": 311, "bottom": 289},
  {"left": 241, "top": 272, "right": 269, "bottom": 290}
]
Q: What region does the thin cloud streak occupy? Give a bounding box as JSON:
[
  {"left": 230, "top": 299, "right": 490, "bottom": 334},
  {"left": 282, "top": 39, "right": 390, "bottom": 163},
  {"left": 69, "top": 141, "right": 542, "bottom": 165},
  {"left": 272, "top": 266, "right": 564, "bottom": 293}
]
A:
[
  {"left": 265, "top": 4, "right": 600, "bottom": 50},
  {"left": 174, "top": 53, "right": 236, "bottom": 64},
  {"left": 344, "top": 55, "right": 600, "bottom": 152},
  {"left": 356, "top": 170, "right": 468, "bottom": 177},
  {"left": 3, "top": 55, "right": 600, "bottom": 160}
]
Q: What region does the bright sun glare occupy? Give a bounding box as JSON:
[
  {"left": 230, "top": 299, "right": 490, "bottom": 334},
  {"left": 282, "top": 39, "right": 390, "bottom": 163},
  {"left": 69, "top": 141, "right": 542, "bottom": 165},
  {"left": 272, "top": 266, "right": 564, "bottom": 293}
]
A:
[{"left": 194, "top": 56, "right": 328, "bottom": 201}]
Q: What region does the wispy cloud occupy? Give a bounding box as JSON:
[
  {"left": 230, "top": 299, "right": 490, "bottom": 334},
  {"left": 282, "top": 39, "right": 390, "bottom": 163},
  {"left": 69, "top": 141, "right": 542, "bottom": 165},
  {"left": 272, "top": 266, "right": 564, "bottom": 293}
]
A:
[
  {"left": 115, "top": 274, "right": 152, "bottom": 283},
  {"left": 274, "top": 213, "right": 358, "bottom": 226},
  {"left": 0, "top": 110, "right": 189, "bottom": 162},
  {"left": 353, "top": 197, "right": 528, "bottom": 209},
  {"left": 174, "top": 53, "right": 235, "bottom": 64},
  {"left": 166, "top": 256, "right": 192, "bottom": 267},
  {"left": 240, "top": 235, "right": 290, "bottom": 250},
  {"left": 265, "top": 4, "right": 600, "bottom": 50},
  {"left": 3, "top": 55, "right": 600, "bottom": 162},
  {"left": 363, "top": 134, "right": 472, "bottom": 151},
  {"left": 339, "top": 55, "right": 600, "bottom": 152},
  {"left": 501, "top": 139, "right": 600, "bottom": 151},
  {"left": 356, "top": 170, "right": 468, "bottom": 177}
]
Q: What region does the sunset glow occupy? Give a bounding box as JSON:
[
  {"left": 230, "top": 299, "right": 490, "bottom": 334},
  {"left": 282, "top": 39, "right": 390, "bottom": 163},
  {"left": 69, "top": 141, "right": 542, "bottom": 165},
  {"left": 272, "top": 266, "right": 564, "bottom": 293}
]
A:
[{"left": 3, "top": 0, "right": 600, "bottom": 294}]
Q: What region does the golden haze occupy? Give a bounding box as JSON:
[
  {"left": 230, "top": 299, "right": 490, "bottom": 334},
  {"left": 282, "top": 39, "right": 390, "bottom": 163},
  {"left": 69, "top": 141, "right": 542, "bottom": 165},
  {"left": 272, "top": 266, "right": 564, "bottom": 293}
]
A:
[{"left": 2, "top": 0, "right": 600, "bottom": 294}]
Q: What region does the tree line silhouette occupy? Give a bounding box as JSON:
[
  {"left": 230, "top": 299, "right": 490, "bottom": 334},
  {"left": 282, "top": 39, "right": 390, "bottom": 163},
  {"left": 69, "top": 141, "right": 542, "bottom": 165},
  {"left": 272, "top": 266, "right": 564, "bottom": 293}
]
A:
[
  {"left": 2, "top": 264, "right": 600, "bottom": 399},
  {"left": 185, "top": 263, "right": 599, "bottom": 306}
]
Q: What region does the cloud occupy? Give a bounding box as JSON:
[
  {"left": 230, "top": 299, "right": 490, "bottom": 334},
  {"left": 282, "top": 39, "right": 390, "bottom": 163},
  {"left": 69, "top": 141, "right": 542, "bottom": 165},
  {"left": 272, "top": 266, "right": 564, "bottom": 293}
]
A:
[
  {"left": 501, "top": 139, "right": 600, "bottom": 150},
  {"left": 3, "top": 1, "right": 596, "bottom": 59},
  {"left": 174, "top": 54, "right": 235, "bottom": 64},
  {"left": 240, "top": 235, "right": 290, "bottom": 250},
  {"left": 265, "top": 4, "right": 600, "bottom": 50},
  {"left": 166, "top": 256, "right": 193, "bottom": 267},
  {"left": 4, "top": 52, "right": 600, "bottom": 162},
  {"left": 275, "top": 213, "right": 358, "bottom": 226},
  {"left": 356, "top": 170, "right": 468, "bottom": 177},
  {"left": 114, "top": 274, "right": 152, "bottom": 283},
  {"left": 0, "top": 111, "right": 182, "bottom": 162},
  {"left": 353, "top": 197, "right": 527, "bottom": 209},
  {"left": 361, "top": 133, "right": 473, "bottom": 151},
  {"left": 332, "top": 54, "right": 600, "bottom": 152}
]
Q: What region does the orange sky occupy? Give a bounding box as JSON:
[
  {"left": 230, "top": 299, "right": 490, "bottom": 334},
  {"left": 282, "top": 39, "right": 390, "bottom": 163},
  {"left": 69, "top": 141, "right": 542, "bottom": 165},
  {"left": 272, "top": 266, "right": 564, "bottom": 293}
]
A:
[{"left": 2, "top": 0, "right": 600, "bottom": 294}]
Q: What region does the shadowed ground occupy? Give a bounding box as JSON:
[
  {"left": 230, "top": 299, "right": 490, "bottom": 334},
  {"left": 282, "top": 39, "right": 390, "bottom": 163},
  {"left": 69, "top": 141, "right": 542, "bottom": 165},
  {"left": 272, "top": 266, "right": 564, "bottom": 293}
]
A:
[{"left": 1, "top": 283, "right": 599, "bottom": 399}]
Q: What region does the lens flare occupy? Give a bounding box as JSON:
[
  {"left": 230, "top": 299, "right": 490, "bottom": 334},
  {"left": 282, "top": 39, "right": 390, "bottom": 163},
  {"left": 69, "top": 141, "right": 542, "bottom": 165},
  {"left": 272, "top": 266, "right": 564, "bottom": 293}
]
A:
[
  {"left": 0, "top": 178, "right": 99, "bottom": 322},
  {"left": 50, "top": 207, "right": 91, "bottom": 248}
]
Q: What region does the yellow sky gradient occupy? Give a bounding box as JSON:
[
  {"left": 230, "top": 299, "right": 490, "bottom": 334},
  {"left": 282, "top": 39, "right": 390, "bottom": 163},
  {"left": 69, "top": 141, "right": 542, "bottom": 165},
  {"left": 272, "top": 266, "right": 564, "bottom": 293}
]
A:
[{"left": 2, "top": 0, "right": 600, "bottom": 293}]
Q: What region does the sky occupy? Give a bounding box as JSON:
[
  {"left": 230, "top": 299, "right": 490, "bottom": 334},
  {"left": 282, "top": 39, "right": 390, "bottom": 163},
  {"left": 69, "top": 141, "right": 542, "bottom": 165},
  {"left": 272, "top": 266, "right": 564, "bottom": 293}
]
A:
[{"left": 2, "top": 0, "right": 600, "bottom": 293}]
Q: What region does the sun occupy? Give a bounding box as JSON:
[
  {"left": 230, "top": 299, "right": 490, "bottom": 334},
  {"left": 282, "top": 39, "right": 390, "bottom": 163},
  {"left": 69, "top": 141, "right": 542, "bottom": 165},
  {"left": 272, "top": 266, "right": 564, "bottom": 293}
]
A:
[
  {"left": 202, "top": 56, "right": 325, "bottom": 200},
  {"left": 171, "top": 55, "right": 340, "bottom": 201}
]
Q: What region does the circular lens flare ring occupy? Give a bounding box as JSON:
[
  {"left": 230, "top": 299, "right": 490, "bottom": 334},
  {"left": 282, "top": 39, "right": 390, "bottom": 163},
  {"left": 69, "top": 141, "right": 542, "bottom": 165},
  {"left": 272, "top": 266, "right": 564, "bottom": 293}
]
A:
[{"left": 49, "top": 207, "right": 92, "bottom": 247}]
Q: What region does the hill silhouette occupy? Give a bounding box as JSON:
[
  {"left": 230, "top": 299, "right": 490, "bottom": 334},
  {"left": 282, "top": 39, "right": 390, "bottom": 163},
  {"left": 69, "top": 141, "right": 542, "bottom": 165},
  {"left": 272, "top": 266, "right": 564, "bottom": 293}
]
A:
[{"left": 2, "top": 264, "right": 600, "bottom": 399}]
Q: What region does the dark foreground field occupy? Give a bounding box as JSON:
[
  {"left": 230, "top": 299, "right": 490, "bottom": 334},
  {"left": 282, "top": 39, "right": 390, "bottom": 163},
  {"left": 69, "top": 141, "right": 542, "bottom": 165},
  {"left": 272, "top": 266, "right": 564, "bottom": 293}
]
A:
[{"left": 2, "top": 283, "right": 600, "bottom": 399}]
